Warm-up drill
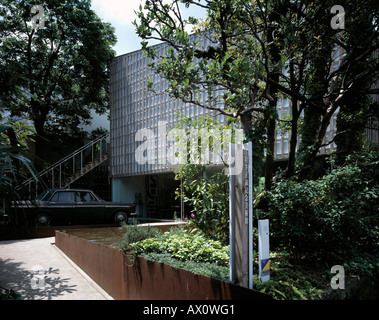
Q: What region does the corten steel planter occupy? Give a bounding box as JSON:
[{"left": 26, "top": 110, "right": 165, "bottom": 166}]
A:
[{"left": 55, "top": 226, "right": 271, "bottom": 300}]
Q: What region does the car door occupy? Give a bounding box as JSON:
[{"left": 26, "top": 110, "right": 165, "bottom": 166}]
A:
[
  {"left": 47, "top": 191, "right": 76, "bottom": 224},
  {"left": 75, "top": 191, "right": 103, "bottom": 223}
]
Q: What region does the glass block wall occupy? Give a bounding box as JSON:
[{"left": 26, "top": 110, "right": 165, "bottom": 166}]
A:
[
  {"left": 110, "top": 37, "right": 226, "bottom": 178},
  {"left": 110, "top": 41, "right": 374, "bottom": 178}
]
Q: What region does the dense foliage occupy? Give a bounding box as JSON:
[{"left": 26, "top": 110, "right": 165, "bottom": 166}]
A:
[
  {"left": 119, "top": 225, "right": 327, "bottom": 299},
  {"left": 0, "top": 120, "right": 40, "bottom": 225},
  {"left": 261, "top": 147, "right": 379, "bottom": 275},
  {"left": 135, "top": 0, "right": 379, "bottom": 187},
  {"left": 118, "top": 221, "right": 161, "bottom": 250},
  {"left": 131, "top": 227, "right": 230, "bottom": 266},
  {"left": 253, "top": 251, "right": 325, "bottom": 300},
  {"left": 119, "top": 225, "right": 231, "bottom": 282},
  {"left": 175, "top": 164, "right": 229, "bottom": 245},
  {"left": 0, "top": 0, "right": 116, "bottom": 159}
]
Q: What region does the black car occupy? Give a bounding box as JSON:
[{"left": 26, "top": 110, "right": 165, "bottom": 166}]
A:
[{"left": 12, "top": 188, "right": 136, "bottom": 226}]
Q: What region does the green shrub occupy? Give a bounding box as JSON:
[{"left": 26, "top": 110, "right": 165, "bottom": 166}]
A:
[
  {"left": 253, "top": 276, "right": 322, "bottom": 300},
  {"left": 263, "top": 148, "right": 379, "bottom": 273},
  {"left": 140, "top": 252, "right": 230, "bottom": 281},
  {"left": 119, "top": 221, "right": 161, "bottom": 250},
  {"left": 175, "top": 164, "right": 230, "bottom": 245},
  {"left": 119, "top": 225, "right": 231, "bottom": 282},
  {"left": 252, "top": 251, "right": 325, "bottom": 300},
  {"left": 121, "top": 225, "right": 328, "bottom": 299},
  {"left": 131, "top": 227, "right": 230, "bottom": 267}
]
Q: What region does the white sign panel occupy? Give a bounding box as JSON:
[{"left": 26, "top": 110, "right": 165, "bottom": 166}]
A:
[{"left": 258, "top": 219, "right": 270, "bottom": 282}]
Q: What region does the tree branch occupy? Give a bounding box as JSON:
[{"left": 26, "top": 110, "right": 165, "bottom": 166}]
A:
[{"left": 319, "top": 129, "right": 351, "bottom": 148}]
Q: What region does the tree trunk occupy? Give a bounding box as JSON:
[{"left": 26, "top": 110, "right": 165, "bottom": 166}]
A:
[
  {"left": 285, "top": 99, "right": 299, "bottom": 177},
  {"left": 31, "top": 99, "right": 48, "bottom": 167},
  {"left": 240, "top": 112, "right": 252, "bottom": 138},
  {"left": 33, "top": 119, "right": 47, "bottom": 167},
  {"left": 265, "top": 105, "right": 276, "bottom": 190}
]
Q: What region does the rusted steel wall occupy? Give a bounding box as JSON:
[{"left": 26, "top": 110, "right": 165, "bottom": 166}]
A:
[{"left": 55, "top": 230, "right": 270, "bottom": 300}]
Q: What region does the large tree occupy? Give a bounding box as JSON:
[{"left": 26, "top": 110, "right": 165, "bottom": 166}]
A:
[
  {"left": 275, "top": 0, "right": 379, "bottom": 178},
  {"left": 235, "top": 0, "right": 378, "bottom": 179},
  {"left": 333, "top": 0, "right": 379, "bottom": 164},
  {"left": 134, "top": 0, "right": 378, "bottom": 187},
  {"left": 135, "top": 0, "right": 283, "bottom": 188},
  {"left": 0, "top": 0, "right": 116, "bottom": 160}
]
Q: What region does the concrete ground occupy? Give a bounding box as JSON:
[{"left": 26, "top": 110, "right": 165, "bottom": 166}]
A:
[{"left": 0, "top": 236, "right": 113, "bottom": 300}]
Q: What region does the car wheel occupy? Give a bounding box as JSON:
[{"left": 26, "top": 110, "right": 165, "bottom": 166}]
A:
[
  {"left": 35, "top": 213, "right": 50, "bottom": 226},
  {"left": 114, "top": 211, "right": 128, "bottom": 223}
]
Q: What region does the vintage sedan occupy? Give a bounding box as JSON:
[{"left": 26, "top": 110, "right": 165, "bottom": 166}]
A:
[{"left": 13, "top": 188, "right": 136, "bottom": 226}]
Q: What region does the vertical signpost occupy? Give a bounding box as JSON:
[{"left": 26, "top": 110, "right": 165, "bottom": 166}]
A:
[{"left": 229, "top": 142, "right": 253, "bottom": 289}]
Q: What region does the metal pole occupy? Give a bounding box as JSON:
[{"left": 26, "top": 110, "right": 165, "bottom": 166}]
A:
[
  {"left": 247, "top": 141, "right": 253, "bottom": 290},
  {"left": 180, "top": 177, "right": 184, "bottom": 221},
  {"left": 229, "top": 142, "right": 236, "bottom": 283}
]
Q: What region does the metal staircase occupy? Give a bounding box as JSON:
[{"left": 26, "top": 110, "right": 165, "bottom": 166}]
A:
[{"left": 21, "top": 132, "right": 110, "bottom": 196}]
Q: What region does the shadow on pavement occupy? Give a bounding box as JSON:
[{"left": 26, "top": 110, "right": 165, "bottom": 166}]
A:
[{"left": 0, "top": 258, "right": 77, "bottom": 300}]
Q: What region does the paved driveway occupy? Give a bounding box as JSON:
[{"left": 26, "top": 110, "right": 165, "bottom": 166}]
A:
[{"left": 0, "top": 237, "right": 112, "bottom": 300}]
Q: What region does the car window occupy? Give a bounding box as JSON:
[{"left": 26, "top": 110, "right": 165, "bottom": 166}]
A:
[
  {"left": 50, "top": 193, "right": 58, "bottom": 202},
  {"left": 36, "top": 190, "right": 52, "bottom": 200},
  {"left": 76, "top": 191, "right": 97, "bottom": 202},
  {"left": 50, "top": 191, "right": 75, "bottom": 202}
]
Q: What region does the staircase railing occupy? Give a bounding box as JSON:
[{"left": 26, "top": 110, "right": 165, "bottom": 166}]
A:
[{"left": 20, "top": 132, "right": 110, "bottom": 197}]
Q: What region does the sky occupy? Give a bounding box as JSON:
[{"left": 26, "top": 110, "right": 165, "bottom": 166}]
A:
[
  {"left": 80, "top": 0, "right": 207, "bottom": 131},
  {"left": 91, "top": 0, "right": 207, "bottom": 57}
]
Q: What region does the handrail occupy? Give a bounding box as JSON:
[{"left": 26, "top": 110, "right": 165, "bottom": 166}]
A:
[
  {"left": 20, "top": 132, "right": 110, "bottom": 191},
  {"left": 41, "top": 132, "right": 109, "bottom": 176}
]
